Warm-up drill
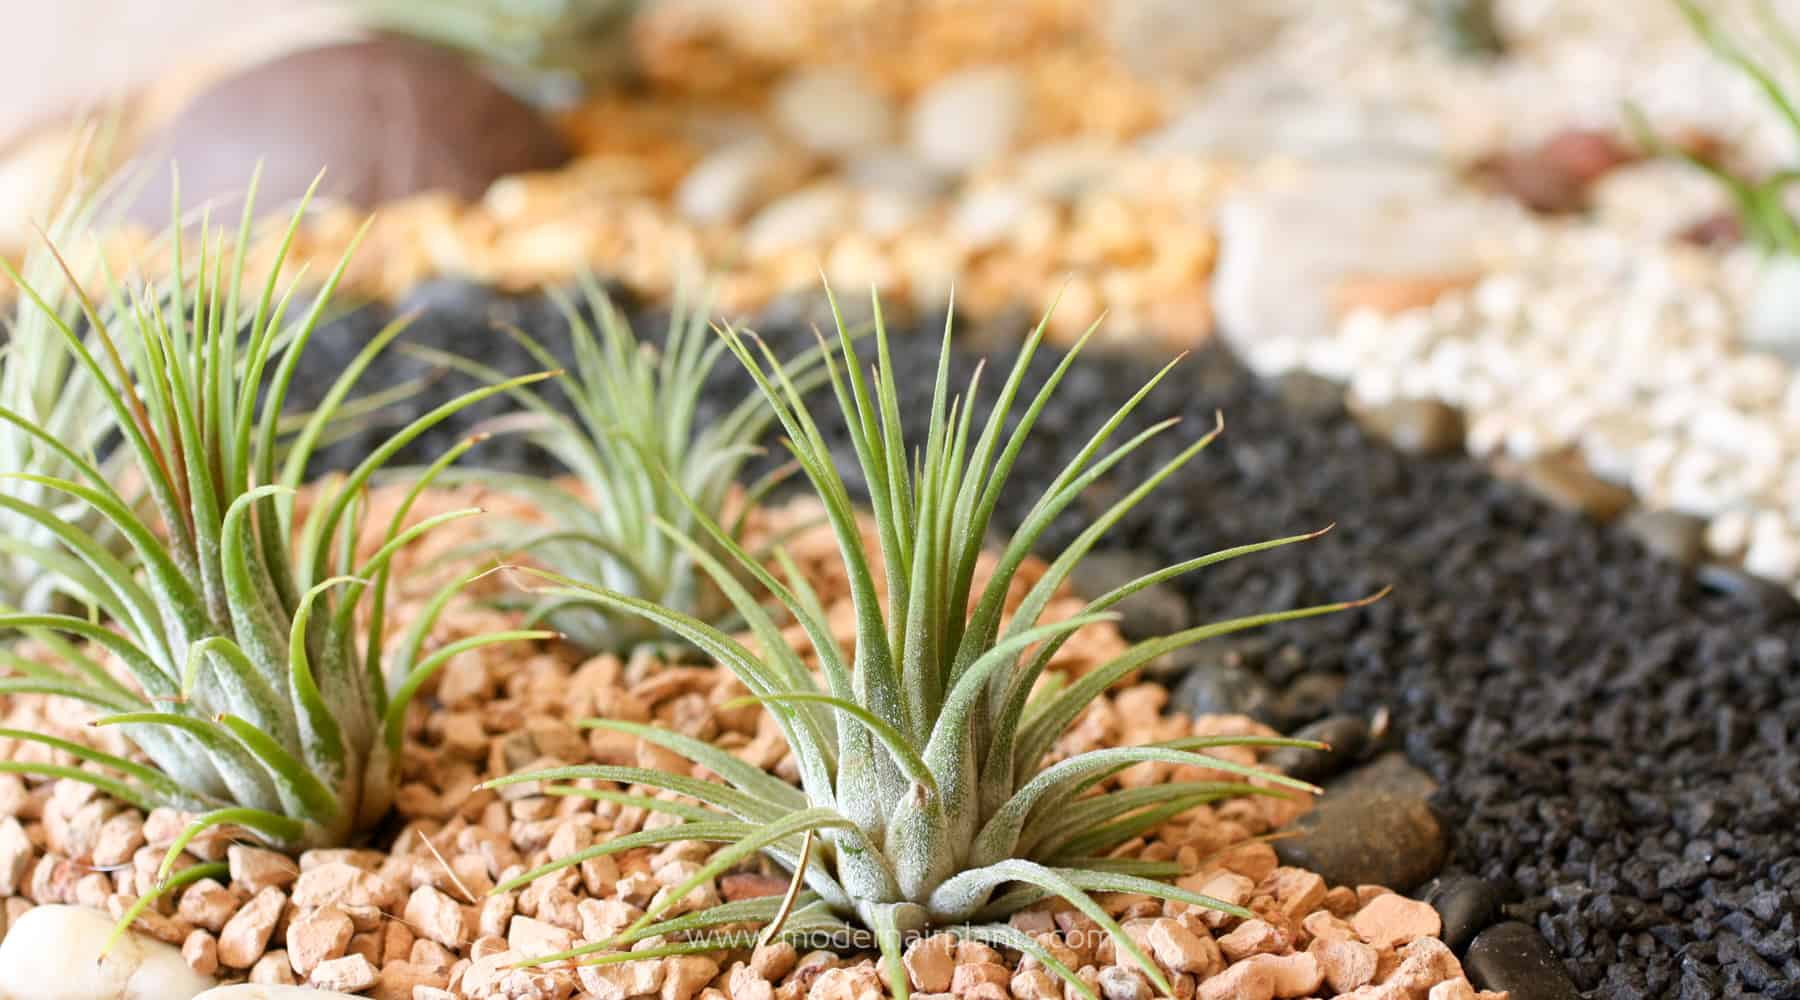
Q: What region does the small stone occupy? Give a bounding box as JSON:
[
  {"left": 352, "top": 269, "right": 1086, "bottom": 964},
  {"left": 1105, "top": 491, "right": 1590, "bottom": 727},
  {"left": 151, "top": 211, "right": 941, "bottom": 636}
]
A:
[
  {"left": 183, "top": 929, "right": 219, "bottom": 977},
  {"left": 1311, "top": 938, "right": 1377, "bottom": 993},
  {"left": 1197, "top": 957, "right": 1274, "bottom": 1000},
  {"left": 286, "top": 905, "right": 354, "bottom": 977},
  {"left": 1424, "top": 876, "right": 1505, "bottom": 954},
  {"left": 1272, "top": 372, "right": 1347, "bottom": 421},
  {"left": 1462, "top": 921, "right": 1581, "bottom": 1000},
  {"left": 809, "top": 964, "right": 884, "bottom": 1000},
  {"left": 1096, "top": 965, "right": 1150, "bottom": 1000},
  {"left": 508, "top": 914, "right": 574, "bottom": 958},
  {"left": 1744, "top": 254, "right": 1800, "bottom": 364},
  {"left": 1258, "top": 952, "right": 1322, "bottom": 998},
  {"left": 675, "top": 138, "right": 799, "bottom": 226},
  {"left": 1260, "top": 714, "right": 1368, "bottom": 783},
  {"left": 1275, "top": 773, "right": 1447, "bottom": 892},
  {"left": 1621, "top": 509, "right": 1707, "bottom": 566},
  {"left": 1497, "top": 450, "right": 1632, "bottom": 522},
  {"left": 1696, "top": 563, "right": 1800, "bottom": 619},
  {"left": 907, "top": 66, "right": 1025, "bottom": 173},
  {"left": 1169, "top": 662, "right": 1274, "bottom": 721},
  {"left": 1349, "top": 395, "right": 1465, "bottom": 456},
  {"left": 405, "top": 885, "right": 468, "bottom": 949},
  {"left": 1352, "top": 894, "right": 1443, "bottom": 951},
  {"left": 292, "top": 861, "right": 401, "bottom": 911},
  {"left": 0, "top": 905, "right": 217, "bottom": 999},
  {"left": 1216, "top": 919, "right": 1285, "bottom": 962},
  {"left": 0, "top": 818, "right": 33, "bottom": 896},
  {"left": 903, "top": 933, "right": 956, "bottom": 993},
  {"left": 219, "top": 886, "right": 287, "bottom": 968},
  {"left": 249, "top": 950, "right": 297, "bottom": 985},
  {"left": 229, "top": 845, "right": 299, "bottom": 894},
  {"left": 1070, "top": 550, "right": 1193, "bottom": 639},
  {"left": 742, "top": 185, "right": 852, "bottom": 259},
  {"left": 953, "top": 961, "right": 1011, "bottom": 995},
  {"left": 311, "top": 952, "right": 379, "bottom": 992},
  {"left": 664, "top": 955, "right": 721, "bottom": 1000},
  {"left": 1147, "top": 918, "right": 1221, "bottom": 977},
  {"left": 772, "top": 68, "right": 894, "bottom": 157}
]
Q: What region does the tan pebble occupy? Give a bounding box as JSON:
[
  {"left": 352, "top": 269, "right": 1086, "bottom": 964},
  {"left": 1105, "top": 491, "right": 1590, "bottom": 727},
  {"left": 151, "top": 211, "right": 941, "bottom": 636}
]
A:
[
  {"left": 1356, "top": 885, "right": 1392, "bottom": 907},
  {"left": 381, "top": 918, "right": 414, "bottom": 965},
  {"left": 286, "top": 904, "right": 353, "bottom": 976},
  {"left": 1302, "top": 909, "right": 1357, "bottom": 944},
  {"left": 1176, "top": 871, "right": 1255, "bottom": 929},
  {"left": 1351, "top": 893, "right": 1442, "bottom": 950},
  {"left": 1011, "top": 967, "right": 1062, "bottom": 1000},
  {"left": 229, "top": 844, "right": 299, "bottom": 893},
  {"left": 90, "top": 811, "right": 146, "bottom": 867},
  {"left": 578, "top": 896, "right": 642, "bottom": 942},
  {"left": 181, "top": 928, "right": 218, "bottom": 976},
  {"left": 0, "top": 818, "right": 33, "bottom": 896},
  {"left": 509, "top": 913, "right": 575, "bottom": 957},
  {"left": 581, "top": 955, "right": 667, "bottom": 1000},
  {"left": 1218, "top": 842, "right": 1278, "bottom": 882},
  {"left": 1147, "top": 918, "right": 1222, "bottom": 977},
  {"left": 903, "top": 932, "right": 957, "bottom": 992},
  {"left": 751, "top": 940, "right": 798, "bottom": 981},
  {"left": 219, "top": 885, "right": 287, "bottom": 968},
  {"left": 1259, "top": 952, "right": 1322, "bottom": 998},
  {"left": 1096, "top": 964, "right": 1150, "bottom": 1000},
  {"left": 312, "top": 952, "right": 380, "bottom": 991},
  {"left": 808, "top": 964, "right": 885, "bottom": 1000},
  {"left": 1259, "top": 868, "right": 1327, "bottom": 920},
  {"left": 177, "top": 877, "right": 240, "bottom": 933},
  {"left": 406, "top": 884, "right": 469, "bottom": 948},
  {"left": 411, "top": 937, "right": 457, "bottom": 974},
  {"left": 951, "top": 961, "right": 1011, "bottom": 994},
  {"left": 664, "top": 954, "right": 721, "bottom": 1000},
  {"left": 1429, "top": 978, "right": 1477, "bottom": 1000},
  {"left": 1381, "top": 936, "right": 1463, "bottom": 997},
  {"left": 1311, "top": 937, "right": 1378, "bottom": 992},
  {"left": 1321, "top": 885, "right": 1360, "bottom": 917},
  {"left": 729, "top": 962, "right": 774, "bottom": 1000},
  {"left": 1196, "top": 958, "right": 1274, "bottom": 1000},
  {"left": 1216, "top": 919, "right": 1286, "bottom": 962},
  {"left": 372, "top": 959, "right": 448, "bottom": 999},
  {"left": 250, "top": 949, "right": 297, "bottom": 985}
]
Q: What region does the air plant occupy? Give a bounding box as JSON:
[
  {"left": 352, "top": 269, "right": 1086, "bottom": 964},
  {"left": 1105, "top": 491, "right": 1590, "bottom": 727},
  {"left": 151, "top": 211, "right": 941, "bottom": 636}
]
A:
[
  {"left": 0, "top": 135, "right": 132, "bottom": 614},
  {"left": 416, "top": 276, "right": 812, "bottom": 654},
  {"left": 489, "top": 288, "right": 1385, "bottom": 999},
  {"left": 0, "top": 175, "right": 554, "bottom": 880},
  {"left": 1630, "top": 0, "right": 1800, "bottom": 253}
]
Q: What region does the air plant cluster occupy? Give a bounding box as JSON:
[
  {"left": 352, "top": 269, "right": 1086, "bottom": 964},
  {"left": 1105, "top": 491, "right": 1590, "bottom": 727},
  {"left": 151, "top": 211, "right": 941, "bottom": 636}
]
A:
[
  {"left": 491, "top": 295, "right": 1378, "bottom": 998},
  {"left": 0, "top": 177, "right": 551, "bottom": 888},
  {"left": 0, "top": 168, "right": 1370, "bottom": 990}
]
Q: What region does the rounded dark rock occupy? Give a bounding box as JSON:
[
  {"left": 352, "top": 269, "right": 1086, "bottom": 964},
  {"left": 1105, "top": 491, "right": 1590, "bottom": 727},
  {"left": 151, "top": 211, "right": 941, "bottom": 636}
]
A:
[
  {"left": 1069, "top": 549, "right": 1193, "bottom": 639},
  {"left": 1267, "top": 672, "right": 1347, "bottom": 729},
  {"left": 1695, "top": 563, "right": 1800, "bottom": 619},
  {"left": 1274, "top": 756, "right": 1447, "bottom": 893},
  {"left": 124, "top": 37, "right": 569, "bottom": 226},
  {"left": 1168, "top": 660, "right": 1275, "bottom": 722},
  {"left": 1464, "top": 922, "right": 1582, "bottom": 1000},
  {"left": 1260, "top": 714, "right": 1368, "bottom": 784},
  {"left": 1425, "top": 875, "right": 1507, "bottom": 954}
]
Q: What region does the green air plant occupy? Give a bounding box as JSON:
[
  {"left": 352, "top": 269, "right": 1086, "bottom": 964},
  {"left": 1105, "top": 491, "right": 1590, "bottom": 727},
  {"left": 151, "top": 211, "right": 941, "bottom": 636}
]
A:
[
  {"left": 488, "top": 289, "right": 1386, "bottom": 999},
  {"left": 1630, "top": 0, "right": 1800, "bottom": 253},
  {"left": 0, "top": 175, "right": 554, "bottom": 874},
  {"left": 414, "top": 276, "right": 812, "bottom": 654},
  {"left": 0, "top": 140, "right": 131, "bottom": 614}
]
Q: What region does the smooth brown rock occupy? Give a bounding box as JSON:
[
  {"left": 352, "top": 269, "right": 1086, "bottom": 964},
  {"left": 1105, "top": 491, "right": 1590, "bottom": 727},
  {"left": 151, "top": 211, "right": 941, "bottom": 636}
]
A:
[{"left": 125, "top": 37, "right": 568, "bottom": 225}]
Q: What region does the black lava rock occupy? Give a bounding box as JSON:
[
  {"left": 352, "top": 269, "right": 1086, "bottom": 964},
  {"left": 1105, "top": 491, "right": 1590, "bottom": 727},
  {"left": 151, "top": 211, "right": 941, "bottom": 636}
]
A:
[
  {"left": 1068, "top": 549, "right": 1192, "bottom": 639},
  {"left": 1261, "top": 714, "right": 1368, "bottom": 784},
  {"left": 1465, "top": 922, "right": 1582, "bottom": 1000},
  {"left": 1425, "top": 875, "right": 1506, "bottom": 954},
  {"left": 1169, "top": 660, "right": 1275, "bottom": 722},
  {"left": 1274, "top": 756, "right": 1448, "bottom": 892}
]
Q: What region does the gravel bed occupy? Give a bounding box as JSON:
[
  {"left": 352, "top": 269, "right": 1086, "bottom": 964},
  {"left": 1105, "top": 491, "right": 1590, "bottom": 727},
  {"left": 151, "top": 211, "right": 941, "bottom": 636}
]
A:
[{"left": 300, "top": 282, "right": 1800, "bottom": 998}]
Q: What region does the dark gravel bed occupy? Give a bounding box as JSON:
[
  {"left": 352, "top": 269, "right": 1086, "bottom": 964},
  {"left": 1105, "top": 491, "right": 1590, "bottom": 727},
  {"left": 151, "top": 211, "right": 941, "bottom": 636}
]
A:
[{"left": 300, "top": 280, "right": 1800, "bottom": 998}]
